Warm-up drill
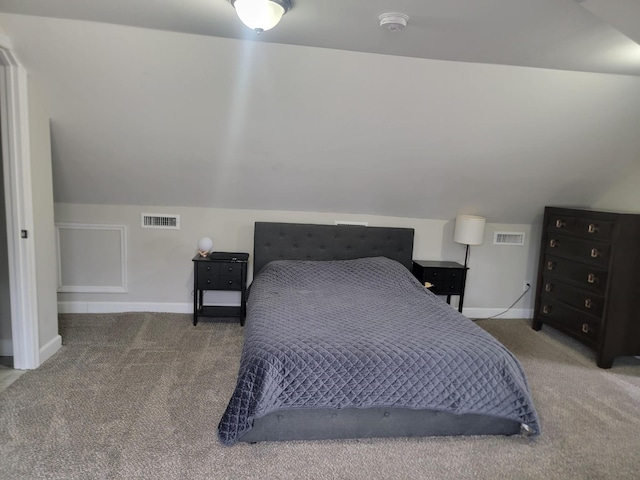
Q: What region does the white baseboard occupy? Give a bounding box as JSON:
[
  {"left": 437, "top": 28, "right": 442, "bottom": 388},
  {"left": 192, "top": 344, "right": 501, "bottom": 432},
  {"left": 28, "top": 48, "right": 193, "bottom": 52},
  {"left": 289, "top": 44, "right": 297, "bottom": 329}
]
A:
[
  {"left": 462, "top": 307, "right": 534, "bottom": 320},
  {"left": 40, "top": 335, "right": 62, "bottom": 364},
  {"left": 57, "top": 302, "right": 194, "bottom": 314},
  {"left": 0, "top": 338, "right": 13, "bottom": 356}
]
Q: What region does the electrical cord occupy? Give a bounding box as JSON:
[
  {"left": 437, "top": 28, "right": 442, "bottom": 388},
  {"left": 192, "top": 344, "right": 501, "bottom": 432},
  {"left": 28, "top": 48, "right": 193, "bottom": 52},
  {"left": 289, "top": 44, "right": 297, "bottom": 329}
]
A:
[{"left": 474, "top": 283, "right": 532, "bottom": 321}]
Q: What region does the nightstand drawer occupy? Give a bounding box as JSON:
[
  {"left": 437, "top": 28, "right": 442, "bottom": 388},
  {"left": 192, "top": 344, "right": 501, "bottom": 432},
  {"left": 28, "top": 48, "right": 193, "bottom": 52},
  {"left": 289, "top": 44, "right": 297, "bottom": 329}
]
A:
[
  {"left": 220, "top": 263, "right": 243, "bottom": 276},
  {"left": 429, "top": 274, "right": 464, "bottom": 294},
  {"left": 197, "top": 262, "right": 219, "bottom": 276},
  {"left": 218, "top": 275, "right": 242, "bottom": 290}
]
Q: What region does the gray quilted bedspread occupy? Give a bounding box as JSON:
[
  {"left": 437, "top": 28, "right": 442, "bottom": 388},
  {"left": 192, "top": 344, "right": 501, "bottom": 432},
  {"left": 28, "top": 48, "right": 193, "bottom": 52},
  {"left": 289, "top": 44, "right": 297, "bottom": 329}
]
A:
[{"left": 218, "top": 257, "right": 540, "bottom": 445}]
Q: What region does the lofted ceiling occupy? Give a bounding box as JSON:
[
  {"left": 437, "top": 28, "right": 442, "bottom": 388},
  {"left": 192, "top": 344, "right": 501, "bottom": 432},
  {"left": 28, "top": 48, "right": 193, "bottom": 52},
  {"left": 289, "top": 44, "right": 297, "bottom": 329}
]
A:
[{"left": 0, "top": 0, "right": 639, "bottom": 223}]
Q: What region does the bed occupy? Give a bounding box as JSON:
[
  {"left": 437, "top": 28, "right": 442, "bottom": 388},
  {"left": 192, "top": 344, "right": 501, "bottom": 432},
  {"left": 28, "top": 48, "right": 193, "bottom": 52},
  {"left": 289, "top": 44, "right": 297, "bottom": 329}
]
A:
[{"left": 218, "top": 222, "right": 540, "bottom": 445}]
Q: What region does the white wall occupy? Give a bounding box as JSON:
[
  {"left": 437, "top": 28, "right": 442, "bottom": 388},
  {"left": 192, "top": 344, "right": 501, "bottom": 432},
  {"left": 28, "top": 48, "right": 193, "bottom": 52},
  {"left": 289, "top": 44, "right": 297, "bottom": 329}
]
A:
[
  {"left": 55, "top": 203, "right": 538, "bottom": 318},
  {"left": 28, "top": 77, "right": 59, "bottom": 359},
  {"left": 592, "top": 162, "right": 640, "bottom": 212}
]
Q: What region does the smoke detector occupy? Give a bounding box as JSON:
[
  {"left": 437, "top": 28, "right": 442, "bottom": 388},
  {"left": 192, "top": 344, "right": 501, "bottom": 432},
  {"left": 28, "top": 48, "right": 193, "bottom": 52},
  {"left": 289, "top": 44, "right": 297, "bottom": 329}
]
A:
[{"left": 379, "top": 13, "right": 409, "bottom": 31}]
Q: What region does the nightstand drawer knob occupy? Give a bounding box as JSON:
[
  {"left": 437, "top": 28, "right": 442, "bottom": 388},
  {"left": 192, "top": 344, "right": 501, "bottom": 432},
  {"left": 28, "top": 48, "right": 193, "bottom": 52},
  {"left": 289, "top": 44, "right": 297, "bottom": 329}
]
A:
[
  {"left": 584, "top": 298, "right": 593, "bottom": 309},
  {"left": 582, "top": 323, "right": 590, "bottom": 333},
  {"left": 542, "top": 305, "right": 551, "bottom": 314},
  {"left": 207, "top": 279, "right": 212, "bottom": 284},
  {"left": 590, "top": 248, "right": 600, "bottom": 258},
  {"left": 587, "top": 224, "right": 598, "bottom": 234},
  {"left": 228, "top": 280, "right": 233, "bottom": 285},
  {"left": 228, "top": 267, "right": 233, "bottom": 272},
  {"left": 555, "top": 219, "right": 566, "bottom": 228},
  {"left": 587, "top": 273, "right": 597, "bottom": 284},
  {"left": 544, "top": 283, "right": 553, "bottom": 292},
  {"left": 549, "top": 239, "right": 558, "bottom": 248},
  {"left": 206, "top": 266, "right": 212, "bottom": 271}
]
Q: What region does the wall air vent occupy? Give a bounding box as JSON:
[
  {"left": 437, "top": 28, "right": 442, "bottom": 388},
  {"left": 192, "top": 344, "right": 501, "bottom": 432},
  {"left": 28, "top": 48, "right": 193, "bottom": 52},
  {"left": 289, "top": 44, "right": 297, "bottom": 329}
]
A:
[
  {"left": 493, "top": 231, "right": 525, "bottom": 246},
  {"left": 141, "top": 213, "right": 180, "bottom": 230}
]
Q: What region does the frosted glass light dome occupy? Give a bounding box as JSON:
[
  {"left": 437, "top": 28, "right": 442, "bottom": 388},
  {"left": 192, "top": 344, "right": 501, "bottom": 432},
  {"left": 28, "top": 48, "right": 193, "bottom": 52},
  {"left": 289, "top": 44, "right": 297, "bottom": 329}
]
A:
[
  {"left": 197, "top": 237, "right": 214, "bottom": 256},
  {"left": 232, "top": 0, "right": 290, "bottom": 32}
]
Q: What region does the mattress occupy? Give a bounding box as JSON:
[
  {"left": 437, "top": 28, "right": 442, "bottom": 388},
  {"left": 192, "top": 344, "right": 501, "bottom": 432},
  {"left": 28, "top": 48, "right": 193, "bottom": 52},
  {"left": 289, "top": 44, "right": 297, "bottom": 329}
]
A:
[{"left": 218, "top": 256, "right": 540, "bottom": 445}]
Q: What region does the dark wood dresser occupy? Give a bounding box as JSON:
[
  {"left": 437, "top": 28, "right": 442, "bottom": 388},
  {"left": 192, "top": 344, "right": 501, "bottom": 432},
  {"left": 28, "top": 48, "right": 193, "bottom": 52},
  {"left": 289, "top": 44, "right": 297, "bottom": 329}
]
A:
[{"left": 532, "top": 206, "right": 640, "bottom": 368}]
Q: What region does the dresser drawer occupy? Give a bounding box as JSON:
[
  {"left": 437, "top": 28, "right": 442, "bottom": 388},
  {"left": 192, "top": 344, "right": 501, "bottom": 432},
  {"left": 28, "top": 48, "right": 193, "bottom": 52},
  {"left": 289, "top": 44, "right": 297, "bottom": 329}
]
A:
[
  {"left": 545, "top": 234, "right": 610, "bottom": 267},
  {"left": 547, "top": 213, "right": 578, "bottom": 235},
  {"left": 544, "top": 255, "right": 608, "bottom": 294},
  {"left": 538, "top": 297, "right": 600, "bottom": 346},
  {"left": 576, "top": 217, "right": 615, "bottom": 241},
  {"left": 541, "top": 276, "right": 605, "bottom": 318}
]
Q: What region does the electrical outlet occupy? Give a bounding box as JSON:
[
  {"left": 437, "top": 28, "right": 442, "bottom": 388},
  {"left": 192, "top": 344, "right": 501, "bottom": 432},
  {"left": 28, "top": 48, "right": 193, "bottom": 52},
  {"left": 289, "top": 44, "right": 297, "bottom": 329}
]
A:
[{"left": 523, "top": 280, "right": 531, "bottom": 292}]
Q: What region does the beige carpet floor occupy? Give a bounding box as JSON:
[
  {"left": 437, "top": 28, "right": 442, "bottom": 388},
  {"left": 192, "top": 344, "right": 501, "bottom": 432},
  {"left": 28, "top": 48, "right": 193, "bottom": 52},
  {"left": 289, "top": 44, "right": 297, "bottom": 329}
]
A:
[{"left": 1, "top": 313, "right": 639, "bottom": 479}]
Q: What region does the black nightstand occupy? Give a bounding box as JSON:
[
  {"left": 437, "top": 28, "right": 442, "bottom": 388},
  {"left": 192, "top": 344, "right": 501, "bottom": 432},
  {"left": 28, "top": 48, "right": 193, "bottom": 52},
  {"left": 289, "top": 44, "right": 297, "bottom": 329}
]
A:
[
  {"left": 412, "top": 260, "right": 468, "bottom": 313},
  {"left": 192, "top": 252, "right": 249, "bottom": 326}
]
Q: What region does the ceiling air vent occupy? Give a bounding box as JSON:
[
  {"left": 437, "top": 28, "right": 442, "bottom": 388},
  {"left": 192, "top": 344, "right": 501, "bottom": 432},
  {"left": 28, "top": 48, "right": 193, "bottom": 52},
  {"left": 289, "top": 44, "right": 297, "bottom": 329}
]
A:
[
  {"left": 141, "top": 213, "right": 180, "bottom": 230},
  {"left": 493, "top": 231, "right": 525, "bottom": 246}
]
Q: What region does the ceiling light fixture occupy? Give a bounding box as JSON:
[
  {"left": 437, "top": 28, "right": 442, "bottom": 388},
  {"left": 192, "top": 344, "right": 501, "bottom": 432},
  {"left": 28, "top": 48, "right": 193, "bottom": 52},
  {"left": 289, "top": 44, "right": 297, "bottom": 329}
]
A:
[
  {"left": 231, "top": 0, "right": 291, "bottom": 33},
  {"left": 379, "top": 12, "right": 409, "bottom": 32}
]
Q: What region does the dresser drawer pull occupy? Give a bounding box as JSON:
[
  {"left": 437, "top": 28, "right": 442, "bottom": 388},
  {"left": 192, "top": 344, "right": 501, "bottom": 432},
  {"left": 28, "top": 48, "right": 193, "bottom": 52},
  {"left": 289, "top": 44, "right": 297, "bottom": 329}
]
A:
[
  {"left": 549, "top": 239, "right": 558, "bottom": 248},
  {"left": 227, "top": 280, "right": 234, "bottom": 285},
  {"left": 542, "top": 305, "right": 551, "bottom": 314},
  {"left": 587, "top": 273, "right": 597, "bottom": 284},
  {"left": 590, "top": 248, "right": 600, "bottom": 258},
  {"left": 582, "top": 323, "right": 590, "bottom": 334},
  {"left": 227, "top": 267, "right": 234, "bottom": 272},
  {"left": 555, "top": 219, "right": 566, "bottom": 228},
  {"left": 544, "top": 283, "right": 553, "bottom": 292},
  {"left": 546, "top": 261, "right": 555, "bottom": 270},
  {"left": 584, "top": 298, "right": 593, "bottom": 309},
  {"left": 206, "top": 279, "right": 212, "bottom": 284},
  {"left": 587, "top": 224, "right": 598, "bottom": 234}
]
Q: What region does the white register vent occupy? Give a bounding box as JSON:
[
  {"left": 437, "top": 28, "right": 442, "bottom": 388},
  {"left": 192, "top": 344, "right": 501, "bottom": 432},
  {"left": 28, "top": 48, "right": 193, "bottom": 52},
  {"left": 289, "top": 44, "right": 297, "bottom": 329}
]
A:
[
  {"left": 493, "top": 231, "right": 526, "bottom": 246},
  {"left": 141, "top": 213, "right": 180, "bottom": 229}
]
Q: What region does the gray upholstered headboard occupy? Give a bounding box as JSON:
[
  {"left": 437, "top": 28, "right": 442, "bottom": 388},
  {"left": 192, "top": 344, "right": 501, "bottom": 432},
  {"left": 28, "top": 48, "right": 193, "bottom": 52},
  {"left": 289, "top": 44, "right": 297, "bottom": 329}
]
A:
[{"left": 253, "top": 222, "right": 414, "bottom": 277}]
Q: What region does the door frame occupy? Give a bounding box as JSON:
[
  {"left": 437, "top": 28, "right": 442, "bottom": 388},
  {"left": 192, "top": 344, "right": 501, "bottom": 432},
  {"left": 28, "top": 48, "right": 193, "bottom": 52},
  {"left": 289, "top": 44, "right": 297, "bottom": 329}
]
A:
[{"left": 0, "top": 36, "right": 40, "bottom": 370}]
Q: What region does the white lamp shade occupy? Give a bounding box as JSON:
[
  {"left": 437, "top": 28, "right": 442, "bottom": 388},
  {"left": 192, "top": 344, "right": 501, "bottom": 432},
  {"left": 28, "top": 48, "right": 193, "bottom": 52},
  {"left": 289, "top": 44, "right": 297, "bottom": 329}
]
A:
[
  {"left": 233, "top": 0, "right": 286, "bottom": 31},
  {"left": 454, "top": 215, "right": 486, "bottom": 246},
  {"left": 197, "top": 236, "right": 214, "bottom": 253}
]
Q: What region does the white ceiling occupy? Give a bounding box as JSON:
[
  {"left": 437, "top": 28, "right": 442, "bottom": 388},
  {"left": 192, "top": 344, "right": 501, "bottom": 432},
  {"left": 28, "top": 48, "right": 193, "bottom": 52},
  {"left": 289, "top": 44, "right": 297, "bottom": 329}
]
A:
[
  {"left": 0, "top": 1, "right": 639, "bottom": 223},
  {"left": 1, "top": 0, "right": 640, "bottom": 75}
]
